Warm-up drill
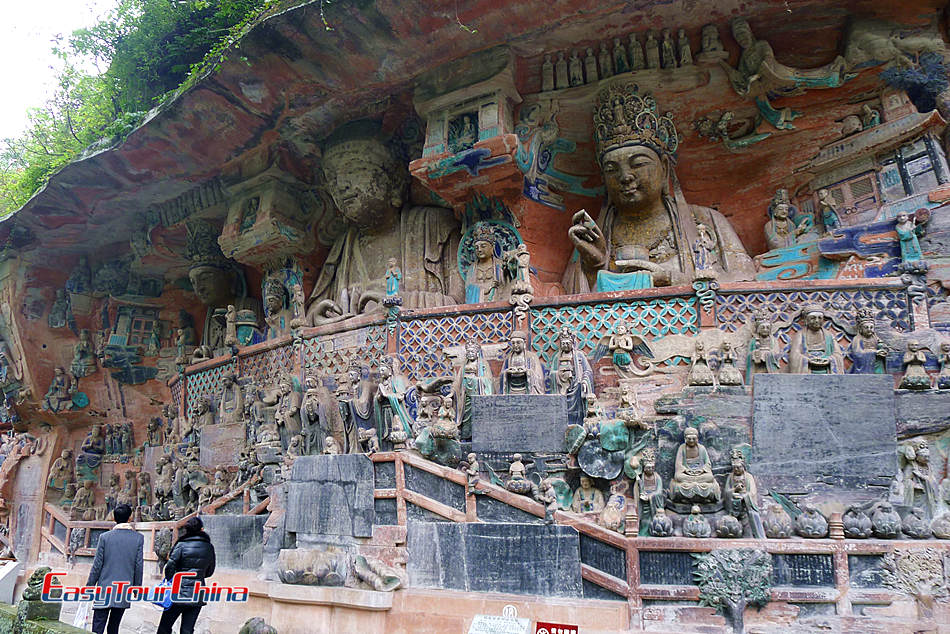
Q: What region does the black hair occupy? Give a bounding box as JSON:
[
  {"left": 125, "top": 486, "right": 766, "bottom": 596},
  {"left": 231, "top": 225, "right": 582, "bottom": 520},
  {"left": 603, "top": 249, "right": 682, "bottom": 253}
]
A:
[
  {"left": 183, "top": 516, "right": 203, "bottom": 536},
  {"left": 113, "top": 504, "right": 132, "bottom": 524}
]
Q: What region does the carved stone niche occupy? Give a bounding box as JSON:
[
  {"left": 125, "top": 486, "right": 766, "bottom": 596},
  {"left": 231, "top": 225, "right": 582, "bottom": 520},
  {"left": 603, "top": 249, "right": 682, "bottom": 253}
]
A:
[
  {"left": 414, "top": 46, "right": 522, "bottom": 158},
  {"left": 218, "top": 150, "right": 317, "bottom": 267}
]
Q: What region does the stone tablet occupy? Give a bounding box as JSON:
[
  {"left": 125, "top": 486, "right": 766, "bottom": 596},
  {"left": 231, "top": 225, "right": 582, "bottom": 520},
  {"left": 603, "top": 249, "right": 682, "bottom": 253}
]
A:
[
  {"left": 285, "top": 454, "right": 374, "bottom": 538},
  {"left": 408, "top": 522, "right": 582, "bottom": 598},
  {"left": 751, "top": 374, "right": 896, "bottom": 495},
  {"left": 202, "top": 515, "right": 266, "bottom": 569},
  {"left": 199, "top": 421, "right": 245, "bottom": 469},
  {"left": 472, "top": 395, "right": 568, "bottom": 453}
]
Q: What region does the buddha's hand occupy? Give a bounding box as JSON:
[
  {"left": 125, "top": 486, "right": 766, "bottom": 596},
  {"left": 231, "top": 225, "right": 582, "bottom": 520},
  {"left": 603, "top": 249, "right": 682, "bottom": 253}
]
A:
[{"left": 568, "top": 210, "right": 607, "bottom": 268}]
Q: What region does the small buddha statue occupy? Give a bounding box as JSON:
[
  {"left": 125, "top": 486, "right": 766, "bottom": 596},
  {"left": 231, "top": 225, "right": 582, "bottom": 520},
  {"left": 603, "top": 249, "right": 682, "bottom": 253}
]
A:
[
  {"left": 570, "top": 476, "right": 605, "bottom": 513},
  {"left": 899, "top": 339, "right": 932, "bottom": 390},
  {"left": 500, "top": 331, "right": 545, "bottom": 394},
  {"left": 788, "top": 304, "right": 844, "bottom": 374},
  {"left": 669, "top": 427, "right": 721, "bottom": 504}
]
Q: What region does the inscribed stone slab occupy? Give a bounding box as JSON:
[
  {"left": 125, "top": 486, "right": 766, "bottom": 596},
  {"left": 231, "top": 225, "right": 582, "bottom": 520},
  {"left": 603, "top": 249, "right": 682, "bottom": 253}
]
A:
[
  {"left": 285, "top": 454, "right": 374, "bottom": 538},
  {"left": 751, "top": 374, "right": 896, "bottom": 494},
  {"left": 472, "top": 395, "right": 567, "bottom": 453},
  {"left": 407, "top": 522, "right": 582, "bottom": 597},
  {"left": 199, "top": 422, "right": 245, "bottom": 469},
  {"left": 202, "top": 514, "right": 266, "bottom": 569}
]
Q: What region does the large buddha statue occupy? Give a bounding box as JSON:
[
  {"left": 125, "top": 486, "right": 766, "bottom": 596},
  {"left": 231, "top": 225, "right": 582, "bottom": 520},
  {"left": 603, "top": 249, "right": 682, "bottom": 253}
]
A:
[
  {"left": 304, "top": 120, "right": 463, "bottom": 323},
  {"left": 564, "top": 84, "right": 754, "bottom": 293}
]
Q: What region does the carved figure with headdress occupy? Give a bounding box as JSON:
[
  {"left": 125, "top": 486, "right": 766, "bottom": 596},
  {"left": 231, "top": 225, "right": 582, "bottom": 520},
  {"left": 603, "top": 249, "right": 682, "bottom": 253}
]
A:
[
  {"left": 453, "top": 340, "right": 493, "bottom": 440},
  {"left": 848, "top": 307, "right": 888, "bottom": 374},
  {"left": 564, "top": 83, "right": 754, "bottom": 293}
]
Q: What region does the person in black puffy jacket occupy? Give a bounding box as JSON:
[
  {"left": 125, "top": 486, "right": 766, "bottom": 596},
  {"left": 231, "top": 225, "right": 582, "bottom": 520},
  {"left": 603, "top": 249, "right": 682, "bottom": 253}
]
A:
[{"left": 157, "top": 516, "right": 216, "bottom": 634}]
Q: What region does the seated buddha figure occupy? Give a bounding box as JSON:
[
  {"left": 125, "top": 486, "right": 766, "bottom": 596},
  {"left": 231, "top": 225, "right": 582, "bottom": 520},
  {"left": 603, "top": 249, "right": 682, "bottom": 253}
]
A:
[
  {"left": 564, "top": 83, "right": 754, "bottom": 293},
  {"left": 669, "top": 427, "right": 721, "bottom": 504}
]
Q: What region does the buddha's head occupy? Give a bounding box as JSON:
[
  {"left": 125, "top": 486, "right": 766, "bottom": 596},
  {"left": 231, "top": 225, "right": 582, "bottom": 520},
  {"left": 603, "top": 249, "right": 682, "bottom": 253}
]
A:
[
  {"left": 322, "top": 120, "right": 406, "bottom": 229},
  {"left": 803, "top": 304, "right": 825, "bottom": 331},
  {"left": 510, "top": 332, "right": 528, "bottom": 353},
  {"left": 731, "top": 18, "right": 754, "bottom": 49},
  {"left": 189, "top": 265, "right": 237, "bottom": 308},
  {"left": 579, "top": 476, "right": 593, "bottom": 490},
  {"left": 684, "top": 427, "right": 699, "bottom": 447}
]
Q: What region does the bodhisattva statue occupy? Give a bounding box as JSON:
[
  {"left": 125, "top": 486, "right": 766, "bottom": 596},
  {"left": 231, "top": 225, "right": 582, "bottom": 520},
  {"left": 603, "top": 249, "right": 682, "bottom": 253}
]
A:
[
  {"left": 47, "top": 449, "right": 75, "bottom": 491},
  {"left": 747, "top": 309, "right": 780, "bottom": 376},
  {"left": 373, "top": 357, "right": 413, "bottom": 447},
  {"left": 452, "top": 340, "right": 493, "bottom": 441},
  {"left": 500, "top": 331, "right": 545, "bottom": 394},
  {"left": 263, "top": 278, "right": 294, "bottom": 340},
  {"left": 464, "top": 224, "right": 505, "bottom": 303},
  {"left": 218, "top": 372, "right": 244, "bottom": 425},
  {"left": 848, "top": 307, "right": 887, "bottom": 374},
  {"left": 763, "top": 189, "right": 816, "bottom": 251},
  {"left": 304, "top": 119, "right": 462, "bottom": 324},
  {"left": 563, "top": 83, "right": 754, "bottom": 293},
  {"left": 42, "top": 367, "right": 76, "bottom": 412},
  {"left": 669, "top": 427, "right": 721, "bottom": 504},
  {"left": 549, "top": 327, "right": 594, "bottom": 424},
  {"left": 788, "top": 304, "right": 844, "bottom": 374},
  {"left": 265, "top": 373, "right": 303, "bottom": 439},
  {"left": 631, "top": 448, "right": 663, "bottom": 536},
  {"left": 70, "top": 329, "right": 97, "bottom": 378},
  {"left": 724, "top": 448, "right": 765, "bottom": 538},
  {"left": 185, "top": 219, "right": 259, "bottom": 350}
]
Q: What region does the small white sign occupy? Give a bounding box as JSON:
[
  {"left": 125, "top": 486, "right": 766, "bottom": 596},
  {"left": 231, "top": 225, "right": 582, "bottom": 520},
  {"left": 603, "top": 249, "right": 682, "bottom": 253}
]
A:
[{"left": 468, "top": 614, "right": 531, "bottom": 634}]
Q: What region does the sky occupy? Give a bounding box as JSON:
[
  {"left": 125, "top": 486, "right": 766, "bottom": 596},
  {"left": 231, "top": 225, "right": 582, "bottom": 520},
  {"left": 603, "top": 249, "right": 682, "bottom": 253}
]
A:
[{"left": 0, "top": 0, "right": 117, "bottom": 140}]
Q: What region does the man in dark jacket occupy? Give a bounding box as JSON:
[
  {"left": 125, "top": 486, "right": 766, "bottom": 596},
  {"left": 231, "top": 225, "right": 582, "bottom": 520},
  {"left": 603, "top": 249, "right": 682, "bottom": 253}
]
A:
[
  {"left": 86, "top": 503, "right": 143, "bottom": 634},
  {"left": 158, "top": 515, "right": 216, "bottom": 634}
]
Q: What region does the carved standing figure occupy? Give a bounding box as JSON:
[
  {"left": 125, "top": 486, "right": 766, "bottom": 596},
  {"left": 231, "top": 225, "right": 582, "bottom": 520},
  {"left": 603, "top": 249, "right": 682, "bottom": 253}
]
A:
[
  {"left": 464, "top": 223, "right": 504, "bottom": 303},
  {"left": 677, "top": 28, "right": 693, "bottom": 66},
  {"left": 717, "top": 341, "right": 743, "bottom": 386},
  {"left": 70, "top": 329, "right": 97, "bottom": 378},
  {"left": 218, "top": 372, "right": 244, "bottom": 425},
  {"left": 373, "top": 357, "right": 414, "bottom": 447},
  {"left": 848, "top": 308, "right": 887, "bottom": 374},
  {"left": 937, "top": 341, "right": 950, "bottom": 389},
  {"left": 453, "top": 340, "right": 493, "bottom": 440},
  {"left": 549, "top": 327, "right": 594, "bottom": 425},
  {"left": 631, "top": 448, "right": 664, "bottom": 536},
  {"left": 816, "top": 188, "right": 841, "bottom": 233},
  {"left": 724, "top": 448, "right": 765, "bottom": 538},
  {"left": 895, "top": 211, "right": 924, "bottom": 263},
  {"left": 747, "top": 310, "right": 780, "bottom": 377}
]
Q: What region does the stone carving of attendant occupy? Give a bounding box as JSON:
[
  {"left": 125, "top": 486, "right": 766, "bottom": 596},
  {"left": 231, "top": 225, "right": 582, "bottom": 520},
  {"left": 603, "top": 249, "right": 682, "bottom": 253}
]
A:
[
  {"left": 568, "top": 50, "right": 584, "bottom": 87},
  {"left": 42, "top": 367, "right": 76, "bottom": 412},
  {"left": 895, "top": 212, "right": 924, "bottom": 263},
  {"left": 598, "top": 43, "right": 613, "bottom": 77},
  {"left": 464, "top": 452, "right": 479, "bottom": 495},
  {"left": 339, "top": 363, "right": 377, "bottom": 439},
  {"left": 692, "top": 223, "right": 719, "bottom": 274},
  {"left": 700, "top": 24, "right": 724, "bottom": 54},
  {"left": 500, "top": 331, "right": 545, "bottom": 394},
  {"left": 816, "top": 189, "right": 841, "bottom": 234},
  {"left": 541, "top": 54, "right": 554, "bottom": 92},
  {"left": 263, "top": 279, "right": 294, "bottom": 340},
  {"left": 373, "top": 357, "right": 414, "bottom": 446},
  {"left": 120, "top": 422, "right": 133, "bottom": 454},
  {"left": 669, "top": 427, "right": 721, "bottom": 504},
  {"left": 631, "top": 448, "right": 664, "bottom": 536},
  {"left": 899, "top": 339, "right": 932, "bottom": 390},
  {"left": 304, "top": 120, "right": 462, "bottom": 323},
  {"left": 645, "top": 30, "right": 660, "bottom": 69},
  {"left": 302, "top": 373, "right": 328, "bottom": 454},
  {"left": 146, "top": 417, "right": 164, "bottom": 447},
  {"left": 747, "top": 310, "right": 780, "bottom": 376},
  {"left": 677, "top": 28, "right": 692, "bottom": 66},
  {"left": 47, "top": 449, "right": 75, "bottom": 491},
  {"left": 660, "top": 28, "right": 676, "bottom": 68},
  {"left": 267, "top": 374, "right": 303, "bottom": 439},
  {"left": 464, "top": 223, "right": 504, "bottom": 303},
  {"left": 48, "top": 289, "right": 69, "bottom": 329},
  {"left": 193, "top": 395, "right": 216, "bottom": 430},
  {"left": 686, "top": 340, "right": 715, "bottom": 386},
  {"left": 144, "top": 324, "right": 161, "bottom": 356},
  {"left": 583, "top": 47, "right": 598, "bottom": 83},
  {"left": 599, "top": 495, "right": 625, "bottom": 533},
  {"left": 717, "top": 341, "right": 743, "bottom": 386},
  {"left": 563, "top": 83, "right": 753, "bottom": 293},
  {"left": 937, "top": 341, "right": 950, "bottom": 389},
  {"left": 571, "top": 476, "right": 605, "bottom": 513},
  {"left": 505, "top": 453, "right": 534, "bottom": 496},
  {"left": 218, "top": 373, "right": 244, "bottom": 425},
  {"left": 137, "top": 472, "right": 152, "bottom": 509},
  {"left": 892, "top": 438, "right": 938, "bottom": 516},
  {"left": 612, "top": 38, "right": 629, "bottom": 74},
  {"left": 848, "top": 308, "right": 887, "bottom": 374},
  {"left": 788, "top": 304, "right": 844, "bottom": 374},
  {"left": 453, "top": 340, "right": 493, "bottom": 441},
  {"left": 117, "top": 470, "right": 138, "bottom": 508},
  {"left": 385, "top": 258, "right": 401, "bottom": 296},
  {"left": 549, "top": 327, "right": 594, "bottom": 423},
  {"left": 764, "top": 190, "right": 815, "bottom": 251},
  {"left": 71, "top": 480, "right": 97, "bottom": 521},
  {"left": 608, "top": 321, "right": 635, "bottom": 377},
  {"left": 724, "top": 448, "right": 765, "bottom": 538},
  {"left": 626, "top": 34, "right": 644, "bottom": 71},
  {"left": 70, "top": 329, "right": 97, "bottom": 378},
  {"left": 555, "top": 52, "right": 569, "bottom": 89},
  {"left": 431, "top": 394, "right": 459, "bottom": 440},
  {"left": 105, "top": 473, "right": 121, "bottom": 512}
]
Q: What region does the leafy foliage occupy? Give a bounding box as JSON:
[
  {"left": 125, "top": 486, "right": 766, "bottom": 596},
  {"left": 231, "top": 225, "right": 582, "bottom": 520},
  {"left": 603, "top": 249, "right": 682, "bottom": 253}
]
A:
[
  {"left": 693, "top": 549, "right": 772, "bottom": 633},
  {"left": 0, "top": 0, "right": 281, "bottom": 215},
  {"left": 880, "top": 52, "right": 949, "bottom": 113},
  {"left": 881, "top": 548, "right": 949, "bottom": 600}
]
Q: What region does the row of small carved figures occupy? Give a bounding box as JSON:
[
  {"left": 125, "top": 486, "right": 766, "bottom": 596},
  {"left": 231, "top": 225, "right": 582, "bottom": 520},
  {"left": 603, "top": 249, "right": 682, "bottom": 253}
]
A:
[{"left": 541, "top": 24, "right": 725, "bottom": 91}]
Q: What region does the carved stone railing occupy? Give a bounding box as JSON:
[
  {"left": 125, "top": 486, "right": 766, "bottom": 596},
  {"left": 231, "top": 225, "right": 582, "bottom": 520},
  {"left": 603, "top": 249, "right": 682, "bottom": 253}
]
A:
[
  {"left": 368, "top": 451, "right": 950, "bottom": 625},
  {"left": 41, "top": 503, "right": 187, "bottom": 561},
  {"left": 170, "top": 278, "right": 913, "bottom": 416}
]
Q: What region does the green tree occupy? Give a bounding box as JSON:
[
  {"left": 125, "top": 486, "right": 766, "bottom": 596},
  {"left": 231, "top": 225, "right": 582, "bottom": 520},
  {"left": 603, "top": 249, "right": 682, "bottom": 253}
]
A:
[{"left": 693, "top": 548, "right": 772, "bottom": 633}]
